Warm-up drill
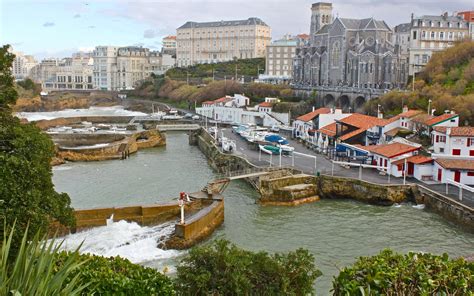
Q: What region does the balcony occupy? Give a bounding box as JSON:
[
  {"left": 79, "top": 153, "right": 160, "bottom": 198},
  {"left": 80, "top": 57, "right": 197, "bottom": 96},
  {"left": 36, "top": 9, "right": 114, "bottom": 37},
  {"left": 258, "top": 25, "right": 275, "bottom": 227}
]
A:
[{"left": 366, "top": 131, "right": 381, "bottom": 139}]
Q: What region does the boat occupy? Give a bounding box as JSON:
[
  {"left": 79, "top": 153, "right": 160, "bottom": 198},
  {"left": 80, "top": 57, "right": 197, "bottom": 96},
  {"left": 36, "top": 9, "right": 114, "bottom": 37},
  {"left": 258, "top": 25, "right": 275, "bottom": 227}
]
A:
[
  {"left": 222, "top": 137, "right": 236, "bottom": 153},
  {"left": 264, "top": 134, "right": 289, "bottom": 145},
  {"left": 259, "top": 145, "right": 281, "bottom": 155},
  {"left": 279, "top": 144, "right": 295, "bottom": 154}
]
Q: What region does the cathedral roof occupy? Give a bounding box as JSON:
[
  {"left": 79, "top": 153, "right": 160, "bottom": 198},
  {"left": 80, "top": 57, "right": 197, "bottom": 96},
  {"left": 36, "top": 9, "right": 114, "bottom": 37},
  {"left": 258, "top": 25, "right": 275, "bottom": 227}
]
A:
[
  {"left": 338, "top": 17, "right": 391, "bottom": 31},
  {"left": 315, "top": 24, "right": 330, "bottom": 34}
]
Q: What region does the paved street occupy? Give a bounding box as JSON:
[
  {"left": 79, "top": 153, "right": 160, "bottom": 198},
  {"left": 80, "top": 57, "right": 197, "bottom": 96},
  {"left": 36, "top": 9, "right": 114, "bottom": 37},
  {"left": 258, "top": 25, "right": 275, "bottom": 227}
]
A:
[{"left": 219, "top": 127, "right": 474, "bottom": 208}]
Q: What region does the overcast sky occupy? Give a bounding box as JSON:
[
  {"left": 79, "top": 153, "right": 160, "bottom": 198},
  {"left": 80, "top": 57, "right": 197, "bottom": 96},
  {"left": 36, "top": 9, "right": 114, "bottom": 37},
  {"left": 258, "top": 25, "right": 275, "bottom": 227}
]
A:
[{"left": 1, "top": 0, "right": 472, "bottom": 59}]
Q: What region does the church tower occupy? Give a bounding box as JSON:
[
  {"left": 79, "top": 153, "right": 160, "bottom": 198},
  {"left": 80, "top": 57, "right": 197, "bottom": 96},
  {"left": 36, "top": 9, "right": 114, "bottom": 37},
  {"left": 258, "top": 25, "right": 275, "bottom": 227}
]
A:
[{"left": 310, "top": 2, "right": 333, "bottom": 44}]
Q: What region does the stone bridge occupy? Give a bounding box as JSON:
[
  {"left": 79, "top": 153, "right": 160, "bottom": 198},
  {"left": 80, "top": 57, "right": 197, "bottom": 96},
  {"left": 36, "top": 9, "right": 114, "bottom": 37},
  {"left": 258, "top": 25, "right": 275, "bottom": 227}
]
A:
[{"left": 293, "top": 85, "right": 395, "bottom": 112}]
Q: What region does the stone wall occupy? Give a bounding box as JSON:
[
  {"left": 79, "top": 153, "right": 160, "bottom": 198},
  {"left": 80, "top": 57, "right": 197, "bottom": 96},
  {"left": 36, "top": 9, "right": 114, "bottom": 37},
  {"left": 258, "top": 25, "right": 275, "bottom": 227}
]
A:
[
  {"left": 166, "top": 199, "right": 224, "bottom": 250},
  {"left": 35, "top": 116, "right": 133, "bottom": 130},
  {"left": 56, "top": 129, "right": 166, "bottom": 162},
  {"left": 415, "top": 186, "right": 474, "bottom": 232},
  {"left": 50, "top": 200, "right": 201, "bottom": 235},
  {"left": 316, "top": 175, "right": 415, "bottom": 206}
]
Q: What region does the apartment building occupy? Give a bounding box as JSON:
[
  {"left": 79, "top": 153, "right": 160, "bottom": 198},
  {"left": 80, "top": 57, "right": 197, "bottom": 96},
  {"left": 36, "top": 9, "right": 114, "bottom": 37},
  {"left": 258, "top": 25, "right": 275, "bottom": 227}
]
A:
[
  {"left": 265, "top": 36, "right": 297, "bottom": 81},
  {"left": 30, "top": 58, "right": 60, "bottom": 86},
  {"left": 457, "top": 10, "right": 474, "bottom": 40},
  {"left": 162, "top": 35, "right": 177, "bottom": 56},
  {"left": 409, "top": 14, "right": 469, "bottom": 75},
  {"left": 12, "top": 51, "right": 38, "bottom": 80},
  {"left": 176, "top": 17, "right": 271, "bottom": 66},
  {"left": 92, "top": 45, "right": 172, "bottom": 91}
]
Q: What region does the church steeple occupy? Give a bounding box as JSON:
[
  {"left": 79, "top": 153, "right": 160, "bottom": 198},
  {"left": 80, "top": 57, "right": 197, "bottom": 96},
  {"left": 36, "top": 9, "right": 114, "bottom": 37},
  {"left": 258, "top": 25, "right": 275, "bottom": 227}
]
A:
[{"left": 310, "top": 2, "right": 333, "bottom": 43}]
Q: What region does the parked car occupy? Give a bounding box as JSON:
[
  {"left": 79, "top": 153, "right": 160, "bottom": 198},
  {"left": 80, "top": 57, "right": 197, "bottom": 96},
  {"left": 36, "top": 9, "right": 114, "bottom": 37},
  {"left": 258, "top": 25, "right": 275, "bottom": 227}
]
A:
[
  {"left": 192, "top": 115, "right": 200, "bottom": 120},
  {"left": 184, "top": 113, "right": 193, "bottom": 119}
]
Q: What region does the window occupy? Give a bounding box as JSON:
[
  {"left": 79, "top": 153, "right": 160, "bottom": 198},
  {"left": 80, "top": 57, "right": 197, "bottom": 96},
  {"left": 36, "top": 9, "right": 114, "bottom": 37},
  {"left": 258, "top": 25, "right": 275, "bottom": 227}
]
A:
[
  {"left": 452, "top": 149, "right": 461, "bottom": 155},
  {"left": 430, "top": 31, "right": 435, "bottom": 39},
  {"left": 413, "top": 31, "right": 417, "bottom": 40},
  {"left": 440, "top": 148, "right": 444, "bottom": 153},
  {"left": 468, "top": 172, "right": 474, "bottom": 177}
]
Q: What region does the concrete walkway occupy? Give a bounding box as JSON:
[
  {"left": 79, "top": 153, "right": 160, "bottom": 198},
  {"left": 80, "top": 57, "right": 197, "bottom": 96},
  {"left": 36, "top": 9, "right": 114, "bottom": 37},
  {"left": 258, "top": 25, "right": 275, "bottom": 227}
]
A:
[{"left": 220, "top": 128, "right": 474, "bottom": 209}]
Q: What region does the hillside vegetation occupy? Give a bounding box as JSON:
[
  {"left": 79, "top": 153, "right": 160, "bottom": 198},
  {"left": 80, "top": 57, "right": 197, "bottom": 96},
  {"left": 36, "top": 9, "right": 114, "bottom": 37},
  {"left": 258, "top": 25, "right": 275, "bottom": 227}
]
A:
[
  {"left": 166, "top": 58, "right": 265, "bottom": 80},
  {"left": 366, "top": 41, "right": 474, "bottom": 124}
]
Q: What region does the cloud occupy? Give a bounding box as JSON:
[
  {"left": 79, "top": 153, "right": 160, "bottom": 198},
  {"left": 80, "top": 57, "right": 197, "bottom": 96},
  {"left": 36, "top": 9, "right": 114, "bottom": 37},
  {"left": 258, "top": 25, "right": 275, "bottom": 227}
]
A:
[
  {"left": 78, "top": 46, "right": 95, "bottom": 52},
  {"left": 143, "top": 29, "right": 159, "bottom": 39},
  {"left": 74, "top": 14, "right": 81, "bottom": 18},
  {"left": 43, "top": 22, "right": 55, "bottom": 27},
  {"left": 88, "top": 25, "right": 96, "bottom": 29}
]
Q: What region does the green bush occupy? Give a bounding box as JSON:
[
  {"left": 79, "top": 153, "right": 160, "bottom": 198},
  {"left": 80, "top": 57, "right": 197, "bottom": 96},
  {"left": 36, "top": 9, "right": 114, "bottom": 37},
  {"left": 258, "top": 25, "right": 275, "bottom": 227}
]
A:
[
  {"left": 57, "top": 253, "right": 175, "bottom": 296},
  {"left": 175, "top": 239, "right": 321, "bottom": 295},
  {"left": 332, "top": 249, "right": 474, "bottom": 295},
  {"left": 1, "top": 225, "right": 87, "bottom": 295}
]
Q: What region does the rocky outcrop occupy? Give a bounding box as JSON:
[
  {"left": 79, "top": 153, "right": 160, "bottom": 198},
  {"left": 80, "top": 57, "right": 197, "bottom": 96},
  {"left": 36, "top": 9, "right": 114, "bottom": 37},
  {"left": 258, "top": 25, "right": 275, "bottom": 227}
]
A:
[
  {"left": 56, "top": 129, "right": 166, "bottom": 162},
  {"left": 13, "top": 91, "right": 119, "bottom": 112}
]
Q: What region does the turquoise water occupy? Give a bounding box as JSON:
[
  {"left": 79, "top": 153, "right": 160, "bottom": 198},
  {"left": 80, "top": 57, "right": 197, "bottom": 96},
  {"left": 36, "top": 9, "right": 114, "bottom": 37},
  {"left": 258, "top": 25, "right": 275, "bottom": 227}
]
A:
[{"left": 53, "top": 132, "right": 474, "bottom": 294}]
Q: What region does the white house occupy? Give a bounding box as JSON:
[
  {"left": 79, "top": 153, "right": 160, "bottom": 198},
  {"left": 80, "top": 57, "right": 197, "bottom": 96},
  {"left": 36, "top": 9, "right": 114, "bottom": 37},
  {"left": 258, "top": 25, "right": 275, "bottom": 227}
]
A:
[
  {"left": 293, "top": 107, "right": 331, "bottom": 139},
  {"left": 202, "top": 94, "right": 250, "bottom": 108},
  {"left": 362, "top": 142, "right": 421, "bottom": 175},
  {"left": 411, "top": 112, "right": 459, "bottom": 135},
  {"left": 431, "top": 127, "right": 474, "bottom": 157},
  {"left": 196, "top": 105, "right": 289, "bottom": 127},
  {"left": 433, "top": 158, "right": 474, "bottom": 185},
  {"left": 391, "top": 155, "right": 433, "bottom": 180}
]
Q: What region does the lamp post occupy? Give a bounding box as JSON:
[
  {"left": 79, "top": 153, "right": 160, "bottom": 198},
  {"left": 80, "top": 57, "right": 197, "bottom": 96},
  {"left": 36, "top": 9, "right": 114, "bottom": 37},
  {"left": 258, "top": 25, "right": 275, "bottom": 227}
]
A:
[{"left": 427, "top": 99, "right": 432, "bottom": 115}]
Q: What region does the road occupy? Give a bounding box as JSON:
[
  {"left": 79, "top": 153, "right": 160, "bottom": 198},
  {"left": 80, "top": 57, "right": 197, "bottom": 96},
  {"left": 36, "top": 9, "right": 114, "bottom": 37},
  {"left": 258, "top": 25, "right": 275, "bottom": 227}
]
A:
[{"left": 219, "top": 127, "right": 474, "bottom": 208}]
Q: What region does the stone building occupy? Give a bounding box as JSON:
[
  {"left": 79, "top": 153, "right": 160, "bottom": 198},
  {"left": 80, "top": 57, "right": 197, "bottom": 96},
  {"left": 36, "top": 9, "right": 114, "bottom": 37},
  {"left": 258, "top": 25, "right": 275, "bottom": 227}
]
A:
[
  {"left": 11, "top": 51, "right": 38, "bottom": 80},
  {"left": 409, "top": 14, "right": 470, "bottom": 75},
  {"left": 92, "top": 46, "right": 172, "bottom": 91},
  {"left": 176, "top": 17, "right": 271, "bottom": 66},
  {"left": 294, "top": 2, "right": 409, "bottom": 90},
  {"left": 265, "top": 36, "right": 297, "bottom": 82}
]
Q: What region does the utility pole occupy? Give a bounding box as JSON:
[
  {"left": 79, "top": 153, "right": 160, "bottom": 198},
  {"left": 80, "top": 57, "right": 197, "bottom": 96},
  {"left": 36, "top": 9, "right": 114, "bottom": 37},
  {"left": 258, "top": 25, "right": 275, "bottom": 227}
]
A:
[{"left": 427, "top": 99, "right": 432, "bottom": 115}]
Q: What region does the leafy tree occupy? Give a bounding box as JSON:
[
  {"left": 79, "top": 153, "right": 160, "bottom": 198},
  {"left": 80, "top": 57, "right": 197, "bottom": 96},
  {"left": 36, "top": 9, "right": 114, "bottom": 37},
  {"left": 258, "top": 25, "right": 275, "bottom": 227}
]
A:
[
  {"left": 0, "top": 45, "right": 18, "bottom": 108},
  {"left": 0, "top": 225, "right": 88, "bottom": 295},
  {"left": 57, "top": 253, "right": 175, "bottom": 296},
  {"left": 0, "top": 45, "right": 75, "bottom": 250},
  {"left": 332, "top": 249, "right": 474, "bottom": 295},
  {"left": 175, "top": 239, "right": 321, "bottom": 295}
]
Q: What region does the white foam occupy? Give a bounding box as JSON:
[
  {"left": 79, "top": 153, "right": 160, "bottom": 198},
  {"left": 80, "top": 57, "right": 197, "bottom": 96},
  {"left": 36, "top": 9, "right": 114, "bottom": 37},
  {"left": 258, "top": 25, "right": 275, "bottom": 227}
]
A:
[
  {"left": 412, "top": 204, "right": 426, "bottom": 210},
  {"left": 16, "top": 106, "right": 147, "bottom": 122},
  {"left": 58, "top": 220, "right": 180, "bottom": 264}
]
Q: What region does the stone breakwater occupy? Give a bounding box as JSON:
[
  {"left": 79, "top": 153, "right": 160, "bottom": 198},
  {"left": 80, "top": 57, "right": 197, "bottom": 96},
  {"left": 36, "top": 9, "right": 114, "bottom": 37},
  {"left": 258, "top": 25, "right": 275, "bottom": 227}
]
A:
[
  {"left": 55, "top": 129, "right": 166, "bottom": 162},
  {"left": 190, "top": 128, "right": 474, "bottom": 230}
]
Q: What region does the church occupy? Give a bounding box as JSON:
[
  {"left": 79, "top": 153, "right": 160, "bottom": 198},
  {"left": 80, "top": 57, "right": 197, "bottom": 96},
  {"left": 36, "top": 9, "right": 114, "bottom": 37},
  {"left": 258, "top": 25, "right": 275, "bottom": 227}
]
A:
[{"left": 293, "top": 2, "right": 409, "bottom": 90}]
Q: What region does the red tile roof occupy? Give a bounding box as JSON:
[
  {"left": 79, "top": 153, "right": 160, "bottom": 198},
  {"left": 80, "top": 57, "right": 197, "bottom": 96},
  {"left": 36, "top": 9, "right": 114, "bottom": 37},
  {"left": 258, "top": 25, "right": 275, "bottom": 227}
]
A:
[
  {"left": 361, "top": 143, "right": 420, "bottom": 158},
  {"left": 433, "top": 127, "right": 474, "bottom": 137},
  {"left": 259, "top": 102, "right": 274, "bottom": 108},
  {"left": 214, "top": 96, "right": 232, "bottom": 103},
  {"left": 384, "top": 127, "right": 410, "bottom": 137},
  {"left": 435, "top": 158, "right": 474, "bottom": 170},
  {"left": 399, "top": 109, "right": 423, "bottom": 118},
  {"left": 425, "top": 113, "right": 458, "bottom": 126},
  {"left": 296, "top": 108, "right": 331, "bottom": 122},
  {"left": 339, "top": 128, "right": 366, "bottom": 141},
  {"left": 338, "top": 113, "right": 387, "bottom": 129},
  {"left": 392, "top": 155, "right": 433, "bottom": 165},
  {"left": 297, "top": 33, "right": 310, "bottom": 39},
  {"left": 317, "top": 122, "right": 337, "bottom": 137},
  {"left": 164, "top": 35, "right": 176, "bottom": 40},
  {"left": 202, "top": 101, "right": 214, "bottom": 105}
]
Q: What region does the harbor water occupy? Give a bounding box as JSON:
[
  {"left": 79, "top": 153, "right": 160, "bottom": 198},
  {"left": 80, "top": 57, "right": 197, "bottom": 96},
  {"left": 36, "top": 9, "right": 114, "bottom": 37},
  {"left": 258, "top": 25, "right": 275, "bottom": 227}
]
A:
[{"left": 53, "top": 132, "right": 474, "bottom": 294}]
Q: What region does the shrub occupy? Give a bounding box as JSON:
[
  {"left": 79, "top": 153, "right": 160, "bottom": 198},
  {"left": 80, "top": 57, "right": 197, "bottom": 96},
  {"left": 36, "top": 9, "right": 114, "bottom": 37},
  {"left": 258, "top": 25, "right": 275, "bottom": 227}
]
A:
[
  {"left": 332, "top": 249, "right": 474, "bottom": 295},
  {"left": 175, "top": 239, "right": 321, "bottom": 295},
  {"left": 0, "top": 225, "right": 87, "bottom": 295},
  {"left": 56, "top": 253, "right": 175, "bottom": 296}
]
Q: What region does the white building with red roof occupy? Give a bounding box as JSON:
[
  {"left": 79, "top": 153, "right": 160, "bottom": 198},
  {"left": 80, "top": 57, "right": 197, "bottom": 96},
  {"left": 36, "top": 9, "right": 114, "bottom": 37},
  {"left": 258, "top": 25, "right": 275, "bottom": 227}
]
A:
[{"left": 430, "top": 126, "right": 474, "bottom": 185}]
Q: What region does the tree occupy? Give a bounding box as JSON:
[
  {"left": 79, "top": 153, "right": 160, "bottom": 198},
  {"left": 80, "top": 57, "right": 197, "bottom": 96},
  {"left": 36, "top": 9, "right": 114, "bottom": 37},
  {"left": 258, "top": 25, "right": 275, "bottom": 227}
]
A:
[
  {"left": 175, "top": 239, "right": 321, "bottom": 295},
  {"left": 0, "top": 45, "right": 18, "bottom": 108},
  {"left": 0, "top": 45, "right": 75, "bottom": 250},
  {"left": 332, "top": 249, "right": 474, "bottom": 295}
]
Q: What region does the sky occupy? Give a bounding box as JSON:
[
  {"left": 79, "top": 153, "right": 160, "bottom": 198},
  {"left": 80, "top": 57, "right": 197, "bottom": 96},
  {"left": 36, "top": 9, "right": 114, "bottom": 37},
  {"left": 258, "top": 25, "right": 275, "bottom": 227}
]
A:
[{"left": 1, "top": 0, "right": 472, "bottom": 60}]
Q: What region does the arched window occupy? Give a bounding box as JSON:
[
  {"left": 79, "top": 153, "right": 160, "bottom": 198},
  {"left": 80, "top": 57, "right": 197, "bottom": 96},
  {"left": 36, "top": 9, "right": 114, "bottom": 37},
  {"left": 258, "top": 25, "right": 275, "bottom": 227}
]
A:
[{"left": 332, "top": 42, "right": 340, "bottom": 67}]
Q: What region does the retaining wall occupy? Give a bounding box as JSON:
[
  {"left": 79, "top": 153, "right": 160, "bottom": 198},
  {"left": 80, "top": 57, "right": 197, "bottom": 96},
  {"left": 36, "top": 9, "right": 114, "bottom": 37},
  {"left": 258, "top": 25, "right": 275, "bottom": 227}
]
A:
[
  {"left": 35, "top": 116, "right": 133, "bottom": 130},
  {"left": 56, "top": 129, "right": 166, "bottom": 162},
  {"left": 166, "top": 199, "right": 225, "bottom": 250}
]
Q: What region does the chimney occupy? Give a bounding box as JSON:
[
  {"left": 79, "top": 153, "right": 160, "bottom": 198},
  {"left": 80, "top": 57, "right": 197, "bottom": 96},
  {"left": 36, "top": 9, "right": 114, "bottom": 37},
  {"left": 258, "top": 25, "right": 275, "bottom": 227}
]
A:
[
  {"left": 450, "top": 110, "right": 455, "bottom": 114},
  {"left": 312, "top": 106, "right": 315, "bottom": 112},
  {"left": 402, "top": 105, "right": 408, "bottom": 113},
  {"left": 446, "top": 127, "right": 451, "bottom": 136},
  {"left": 335, "top": 108, "right": 342, "bottom": 114},
  {"left": 378, "top": 111, "right": 384, "bottom": 119}
]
